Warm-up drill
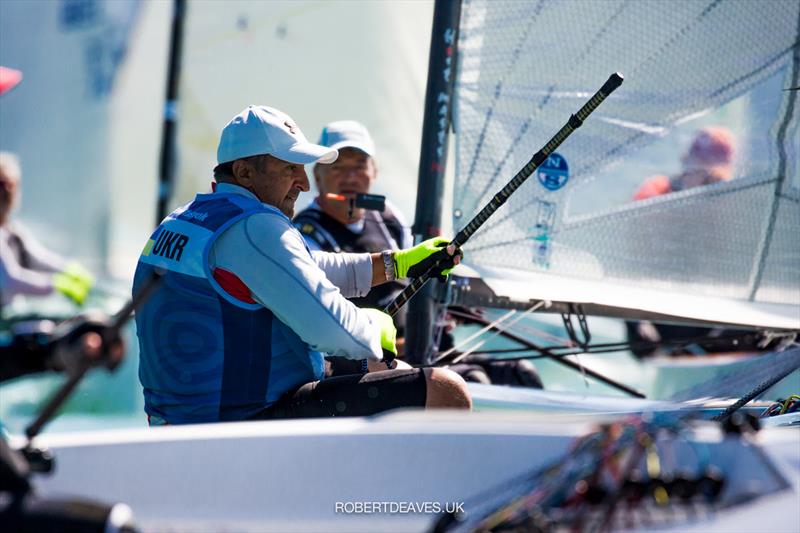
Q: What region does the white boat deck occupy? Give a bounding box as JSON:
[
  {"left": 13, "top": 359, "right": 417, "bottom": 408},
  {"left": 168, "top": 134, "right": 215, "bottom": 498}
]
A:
[{"left": 18, "top": 409, "right": 799, "bottom": 532}]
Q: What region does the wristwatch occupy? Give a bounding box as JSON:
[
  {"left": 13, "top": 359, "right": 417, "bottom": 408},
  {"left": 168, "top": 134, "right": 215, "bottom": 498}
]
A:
[{"left": 381, "top": 250, "right": 396, "bottom": 282}]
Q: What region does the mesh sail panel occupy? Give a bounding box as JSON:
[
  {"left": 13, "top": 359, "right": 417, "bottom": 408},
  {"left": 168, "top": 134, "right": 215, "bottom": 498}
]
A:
[{"left": 453, "top": 0, "right": 800, "bottom": 314}]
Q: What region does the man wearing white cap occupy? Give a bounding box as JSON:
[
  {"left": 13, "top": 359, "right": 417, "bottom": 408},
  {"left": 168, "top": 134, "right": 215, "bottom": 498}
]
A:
[
  {"left": 133, "top": 105, "right": 470, "bottom": 424},
  {"left": 294, "top": 120, "right": 412, "bottom": 370}
]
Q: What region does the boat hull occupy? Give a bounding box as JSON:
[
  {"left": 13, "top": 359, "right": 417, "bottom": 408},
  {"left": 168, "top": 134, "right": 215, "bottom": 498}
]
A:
[{"left": 19, "top": 410, "right": 800, "bottom": 532}]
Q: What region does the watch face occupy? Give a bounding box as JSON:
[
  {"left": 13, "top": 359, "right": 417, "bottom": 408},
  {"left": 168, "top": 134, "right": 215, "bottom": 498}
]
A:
[{"left": 382, "top": 251, "right": 396, "bottom": 281}]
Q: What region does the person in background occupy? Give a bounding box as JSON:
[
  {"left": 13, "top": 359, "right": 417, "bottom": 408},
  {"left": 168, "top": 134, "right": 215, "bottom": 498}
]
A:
[
  {"left": 0, "top": 296, "right": 130, "bottom": 531},
  {"left": 630, "top": 126, "right": 745, "bottom": 357},
  {"left": 293, "top": 121, "right": 412, "bottom": 365},
  {"left": 0, "top": 311, "right": 130, "bottom": 530},
  {"left": 634, "top": 126, "right": 736, "bottom": 200},
  {"left": 0, "top": 67, "right": 134, "bottom": 530},
  {"left": 0, "top": 152, "right": 94, "bottom": 311},
  {"left": 294, "top": 121, "right": 543, "bottom": 388},
  {"left": 133, "top": 105, "right": 471, "bottom": 425},
  {"left": 0, "top": 314, "right": 125, "bottom": 382}
]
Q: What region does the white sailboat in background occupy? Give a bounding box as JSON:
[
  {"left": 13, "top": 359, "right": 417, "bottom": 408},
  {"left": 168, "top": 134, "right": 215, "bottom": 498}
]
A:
[{"left": 1, "top": 0, "right": 799, "bottom": 531}]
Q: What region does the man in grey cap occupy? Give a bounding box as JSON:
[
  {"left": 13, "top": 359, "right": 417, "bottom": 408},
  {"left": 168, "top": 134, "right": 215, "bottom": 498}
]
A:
[
  {"left": 294, "top": 121, "right": 544, "bottom": 390},
  {"left": 294, "top": 121, "right": 413, "bottom": 363},
  {"left": 132, "top": 106, "right": 470, "bottom": 425}
]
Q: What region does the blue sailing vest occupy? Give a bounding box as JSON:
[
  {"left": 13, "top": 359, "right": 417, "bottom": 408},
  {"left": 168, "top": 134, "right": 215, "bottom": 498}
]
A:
[{"left": 133, "top": 192, "right": 325, "bottom": 424}]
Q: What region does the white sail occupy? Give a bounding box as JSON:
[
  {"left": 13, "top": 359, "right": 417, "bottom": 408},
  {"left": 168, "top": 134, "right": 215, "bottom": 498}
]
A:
[
  {"left": 0, "top": 0, "right": 146, "bottom": 276},
  {"left": 0, "top": 0, "right": 435, "bottom": 279},
  {"left": 451, "top": 0, "right": 800, "bottom": 329},
  {"left": 172, "top": 0, "right": 433, "bottom": 222}
]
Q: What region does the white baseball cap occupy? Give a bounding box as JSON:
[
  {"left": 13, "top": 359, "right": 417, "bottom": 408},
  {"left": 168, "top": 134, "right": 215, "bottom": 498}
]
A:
[
  {"left": 217, "top": 105, "right": 338, "bottom": 165},
  {"left": 317, "top": 120, "right": 376, "bottom": 157}
]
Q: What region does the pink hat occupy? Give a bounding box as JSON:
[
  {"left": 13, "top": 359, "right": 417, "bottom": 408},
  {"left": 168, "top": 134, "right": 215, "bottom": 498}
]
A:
[
  {"left": 684, "top": 127, "right": 735, "bottom": 168},
  {"left": 0, "top": 66, "right": 23, "bottom": 96}
]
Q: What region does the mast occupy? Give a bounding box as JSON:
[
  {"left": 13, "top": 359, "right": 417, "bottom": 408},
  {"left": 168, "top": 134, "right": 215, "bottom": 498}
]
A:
[
  {"left": 405, "top": 0, "right": 463, "bottom": 365},
  {"left": 155, "top": 0, "right": 187, "bottom": 224}
]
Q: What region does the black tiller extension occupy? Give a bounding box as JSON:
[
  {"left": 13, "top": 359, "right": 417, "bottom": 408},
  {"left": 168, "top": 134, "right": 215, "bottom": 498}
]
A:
[{"left": 384, "top": 72, "right": 624, "bottom": 317}]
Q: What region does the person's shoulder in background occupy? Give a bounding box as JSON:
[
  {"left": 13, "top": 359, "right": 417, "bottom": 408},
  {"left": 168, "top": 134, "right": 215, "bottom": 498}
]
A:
[
  {"left": 292, "top": 202, "right": 326, "bottom": 252},
  {"left": 633, "top": 175, "right": 671, "bottom": 201},
  {"left": 383, "top": 199, "right": 413, "bottom": 248}
]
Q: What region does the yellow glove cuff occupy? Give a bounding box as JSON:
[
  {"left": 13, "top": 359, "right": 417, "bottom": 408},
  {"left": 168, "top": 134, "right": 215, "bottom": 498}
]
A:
[{"left": 362, "top": 308, "right": 397, "bottom": 356}]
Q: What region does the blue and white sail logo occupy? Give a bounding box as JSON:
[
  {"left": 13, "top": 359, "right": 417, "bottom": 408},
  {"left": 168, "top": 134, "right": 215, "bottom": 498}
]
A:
[{"left": 537, "top": 153, "right": 569, "bottom": 191}]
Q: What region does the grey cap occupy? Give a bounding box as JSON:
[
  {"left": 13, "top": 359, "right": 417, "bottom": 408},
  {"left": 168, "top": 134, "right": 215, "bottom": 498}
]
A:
[{"left": 317, "top": 120, "right": 376, "bottom": 157}]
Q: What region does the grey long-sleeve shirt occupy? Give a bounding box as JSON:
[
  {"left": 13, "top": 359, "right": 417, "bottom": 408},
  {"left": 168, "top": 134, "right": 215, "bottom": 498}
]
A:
[{"left": 0, "top": 223, "right": 67, "bottom": 306}]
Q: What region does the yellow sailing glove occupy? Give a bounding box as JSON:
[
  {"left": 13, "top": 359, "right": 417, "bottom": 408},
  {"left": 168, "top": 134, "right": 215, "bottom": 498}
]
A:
[
  {"left": 362, "top": 308, "right": 397, "bottom": 356},
  {"left": 394, "top": 237, "right": 462, "bottom": 282},
  {"left": 52, "top": 262, "right": 94, "bottom": 306}
]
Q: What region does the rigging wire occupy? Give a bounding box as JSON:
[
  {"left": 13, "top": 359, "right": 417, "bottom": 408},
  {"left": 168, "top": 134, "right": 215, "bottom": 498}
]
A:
[
  {"left": 486, "top": 313, "right": 571, "bottom": 345},
  {"left": 432, "top": 309, "right": 518, "bottom": 364},
  {"left": 562, "top": 303, "right": 592, "bottom": 387},
  {"left": 437, "top": 307, "right": 647, "bottom": 397},
  {"left": 443, "top": 301, "right": 545, "bottom": 365},
  {"left": 435, "top": 326, "right": 775, "bottom": 364}
]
